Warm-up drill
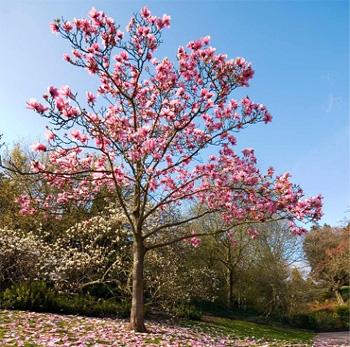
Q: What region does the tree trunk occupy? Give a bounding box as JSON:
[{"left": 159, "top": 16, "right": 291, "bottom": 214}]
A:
[
  {"left": 226, "top": 244, "right": 234, "bottom": 309},
  {"left": 334, "top": 288, "right": 345, "bottom": 305},
  {"left": 129, "top": 238, "right": 146, "bottom": 332},
  {"left": 227, "top": 268, "right": 234, "bottom": 309}
]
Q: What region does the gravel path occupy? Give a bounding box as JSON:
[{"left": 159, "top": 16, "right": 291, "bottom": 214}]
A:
[{"left": 313, "top": 331, "right": 350, "bottom": 346}]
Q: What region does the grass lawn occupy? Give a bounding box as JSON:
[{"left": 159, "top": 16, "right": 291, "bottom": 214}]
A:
[
  {"left": 185, "top": 315, "right": 314, "bottom": 345},
  {"left": 0, "top": 309, "right": 314, "bottom": 346}
]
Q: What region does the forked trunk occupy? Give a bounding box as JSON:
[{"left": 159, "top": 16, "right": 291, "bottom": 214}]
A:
[
  {"left": 130, "top": 239, "right": 146, "bottom": 332},
  {"left": 334, "top": 289, "right": 345, "bottom": 305}
]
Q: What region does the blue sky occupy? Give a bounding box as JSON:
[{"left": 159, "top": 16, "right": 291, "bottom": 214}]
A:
[{"left": 0, "top": 0, "right": 348, "bottom": 225}]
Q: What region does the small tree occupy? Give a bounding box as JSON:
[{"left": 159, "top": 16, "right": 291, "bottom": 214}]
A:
[{"left": 3, "top": 7, "right": 322, "bottom": 331}]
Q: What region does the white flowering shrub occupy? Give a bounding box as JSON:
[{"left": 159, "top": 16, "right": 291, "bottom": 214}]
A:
[
  {"left": 1, "top": 203, "right": 220, "bottom": 311},
  {"left": 0, "top": 228, "right": 50, "bottom": 289},
  {"left": 0, "top": 205, "right": 132, "bottom": 297},
  {"left": 50, "top": 206, "right": 132, "bottom": 293}
]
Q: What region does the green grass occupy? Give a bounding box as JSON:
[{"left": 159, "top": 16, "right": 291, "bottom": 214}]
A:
[
  {"left": 143, "top": 337, "right": 162, "bottom": 345},
  {"left": 184, "top": 315, "right": 314, "bottom": 345}
]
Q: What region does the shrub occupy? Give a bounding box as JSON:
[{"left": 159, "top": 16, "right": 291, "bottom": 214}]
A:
[
  {"left": 287, "top": 313, "right": 316, "bottom": 330},
  {"left": 0, "top": 229, "right": 50, "bottom": 290},
  {"left": 288, "top": 305, "right": 349, "bottom": 332},
  {"left": 0, "top": 281, "right": 130, "bottom": 318},
  {"left": 54, "top": 295, "right": 130, "bottom": 318},
  {"left": 0, "top": 281, "right": 57, "bottom": 311},
  {"left": 173, "top": 304, "right": 202, "bottom": 320},
  {"left": 312, "top": 310, "right": 343, "bottom": 331},
  {"left": 335, "top": 305, "right": 349, "bottom": 328},
  {"left": 0, "top": 208, "right": 132, "bottom": 297},
  {"left": 50, "top": 209, "right": 131, "bottom": 293}
]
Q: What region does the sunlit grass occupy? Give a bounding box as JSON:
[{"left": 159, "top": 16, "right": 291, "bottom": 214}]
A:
[{"left": 184, "top": 315, "right": 314, "bottom": 346}]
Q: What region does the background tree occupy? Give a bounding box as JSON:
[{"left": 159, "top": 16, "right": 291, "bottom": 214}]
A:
[
  {"left": 2, "top": 7, "right": 322, "bottom": 331},
  {"left": 0, "top": 144, "right": 96, "bottom": 233},
  {"left": 304, "top": 224, "right": 350, "bottom": 304},
  {"left": 191, "top": 215, "right": 253, "bottom": 309},
  {"left": 225, "top": 221, "right": 306, "bottom": 317},
  {"left": 145, "top": 239, "right": 221, "bottom": 312},
  {"left": 287, "top": 267, "right": 317, "bottom": 316},
  {"left": 0, "top": 145, "right": 39, "bottom": 230}
]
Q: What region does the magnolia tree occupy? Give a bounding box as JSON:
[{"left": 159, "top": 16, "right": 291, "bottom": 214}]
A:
[{"left": 10, "top": 7, "right": 323, "bottom": 331}]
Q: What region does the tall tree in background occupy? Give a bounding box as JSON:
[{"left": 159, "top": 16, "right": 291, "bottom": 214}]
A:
[
  {"left": 2, "top": 7, "right": 322, "bottom": 331},
  {"left": 193, "top": 216, "right": 253, "bottom": 309},
  {"left": 304, "top": 224, "right": 349, "bottom": 305}
]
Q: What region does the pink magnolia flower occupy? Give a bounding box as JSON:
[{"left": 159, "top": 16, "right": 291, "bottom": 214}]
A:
[
  {"left": 141, "top": 6, "right": 151, "bottom": 18},
  {"left": 88, "top": 7, "right": 99, "bottom": 19},
  {"left": 31, "top": 160, "right": 45, "bottom": 173},
  {"left": 86, "top": 57, "right": 98, "bottom": 74},
  {"left": 86, "top": 91, "right": 96, "bottom": 104},
  {"left": 242, "top": 148, "right": 254, "bottom": 157},
  {"left": 63, "top": 53, "right": 71, "bottom": 62},
  {"left": 31, "top": 143, "right": 47, "bottom": 152},
  {"left": 62, "top": 21, "right": 73, "bottom": 32},
  {"left": 26, "top": 99, "right": 48, "bottom": 114},
  {"left": 49, "top": 22, "right": 59, "bottom": 33},
  {"left": 263, "top": 112, "right": 273, "bottom": 123},
  {"left": 60, "top": 85, "right": 73, "bottom": 98},
  {"left": 227, "top": 135, "right": 237, "bottom": 145},
  {"left": 71, "top": 130, "right": 88, "bottom": 143},
  {"left": 247, "top": 227, "right": 259, "bottom": 239},
  {"left": 143, "top": 138, "right": 157, "bottom": 154},
  {"left": 45, "top": 130, "right": 56, "bottom": 141},
  {"left": 267, "top": 166, "right": 275, "bottom": 177},
  {"left": 190, "top": 236, "right": 201, "bottom": 248},
  {"left": 156, "top": 14, "right": 171, "bottom": 29},
  {"left": 48, "top": 86, "right": 59, "bottom": 99}
]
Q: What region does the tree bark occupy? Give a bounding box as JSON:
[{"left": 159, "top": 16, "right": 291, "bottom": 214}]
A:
[
  {"left": 226, "top": 244, "right": 234, "bottom": 309},
  {"left": 129, "top": 238, "right": 146, "bottom": 332},
  {"left": 227, "top": 268, "right": 234, "bottom": 309}
]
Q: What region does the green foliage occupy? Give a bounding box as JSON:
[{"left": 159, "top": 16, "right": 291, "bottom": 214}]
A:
[
  {"left": 173, "top": 303, "right": 202, "bottom": 320},
  {"left": 288, "top": 305, "right": 350, "bottom": 331},
  {"left": 312, "top": 310, "right": 344, "bottom": 331},
  {"left": 0, "top": 281, "right": 130, "bottom": 318},
  {"left": 54, "top": 296, "right": 131, "bottom": 318},
  {"left": 336, "top": 304, "right": 349, "bottom": 322},
  {"left": 340, "top": 286, "right": 350, "bottom": 301},
  {"left": 1, "top": 281, "right": 57, "bottom": 311}
]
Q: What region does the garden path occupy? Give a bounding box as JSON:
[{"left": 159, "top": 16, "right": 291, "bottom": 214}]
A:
[{"left": 313, "top": 331, "right": 350, "bottom": 346}]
